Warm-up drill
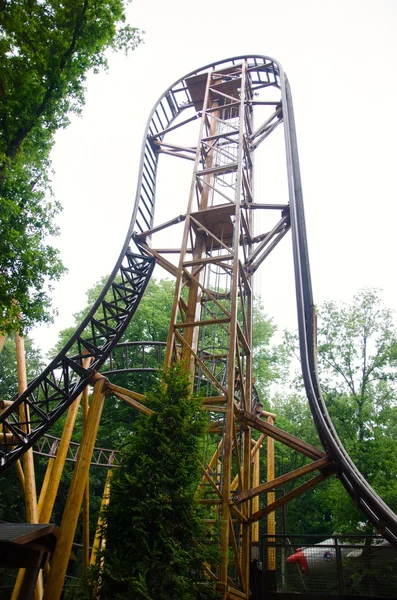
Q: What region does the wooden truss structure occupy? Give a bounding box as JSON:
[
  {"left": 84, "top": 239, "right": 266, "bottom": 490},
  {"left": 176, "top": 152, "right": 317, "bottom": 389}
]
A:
[{"left": 131, "top": 61, "right": 335, "bottom": 597}]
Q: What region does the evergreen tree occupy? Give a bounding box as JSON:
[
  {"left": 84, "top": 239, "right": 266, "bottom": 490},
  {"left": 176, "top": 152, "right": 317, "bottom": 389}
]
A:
[{"left": 97, "top": 363, "right": 218, "bottom": 600}]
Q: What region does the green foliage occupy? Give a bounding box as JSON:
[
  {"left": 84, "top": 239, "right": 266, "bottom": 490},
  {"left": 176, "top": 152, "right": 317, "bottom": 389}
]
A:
[
  {"left": 317, "top": 287, "right": 397, "bottom": 403},
  {"left": 97, "top": 364, "right": 218, "bottom": 600},
  {"left": 316, "top": 288, "right": 397, "bottom": 517},
  {"left": 0, "top": 335, "right": 44, "bottom": 399},
  {"left": 252, "top": 298, "right": 288, "bottom": 394},
  {"left": 0, "top": 0, "right": 143, "bottom": 332}
]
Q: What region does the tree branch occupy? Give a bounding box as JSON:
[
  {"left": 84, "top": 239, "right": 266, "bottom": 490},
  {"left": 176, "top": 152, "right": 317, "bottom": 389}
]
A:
[{"left": 6, "top": 0, "right": 90, "bottom": 161}]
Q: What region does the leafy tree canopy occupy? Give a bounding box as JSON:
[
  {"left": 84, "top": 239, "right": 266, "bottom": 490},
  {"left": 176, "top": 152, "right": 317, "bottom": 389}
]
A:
[{"left": 0, "top": 0, "right": 142, "bottom": 333}]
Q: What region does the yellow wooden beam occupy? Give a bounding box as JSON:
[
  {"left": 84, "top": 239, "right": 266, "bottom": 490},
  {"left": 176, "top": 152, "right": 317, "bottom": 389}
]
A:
[
  {"left": 82, "top": 380, "right": 90, "bottom": 572},
  {"left": 267, "top": 415, "right": 276, "bottom": 570},
  {"left": 12, "top": 332, "right": 42, "bottom": 600},
  {"left": 90, "top": 463, "right": 113, "bottom": 566},
  {"left": 43, "top": 377, "right": 106, "bottom": 600}
]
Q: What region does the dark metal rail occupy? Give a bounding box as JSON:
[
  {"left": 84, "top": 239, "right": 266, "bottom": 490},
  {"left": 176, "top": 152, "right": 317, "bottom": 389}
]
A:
[
  {"left": 282, "top": 76, "right": 397, "bottom": 545},
  {"left": 1, "top": 55, "right": 396, "bottom": 549},
  {"left": 101, "top": 341, "right": 166, "bottom": 375}
]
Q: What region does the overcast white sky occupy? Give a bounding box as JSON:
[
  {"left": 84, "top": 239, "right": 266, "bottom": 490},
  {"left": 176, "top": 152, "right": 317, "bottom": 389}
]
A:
[{"left": 32, "top": 0, "right": 397, "bottom": 354}]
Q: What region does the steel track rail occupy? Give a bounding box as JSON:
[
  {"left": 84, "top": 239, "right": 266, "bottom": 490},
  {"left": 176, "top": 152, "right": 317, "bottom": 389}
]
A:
[
  {"left": 0, "top": 55, "right": 279, "bottom": 473},
  {"left": 1, "top": 55, "right": 396, "bottom": 548},
  {"left": 281, "top": 75, "right": 397, "bottom": 545}
]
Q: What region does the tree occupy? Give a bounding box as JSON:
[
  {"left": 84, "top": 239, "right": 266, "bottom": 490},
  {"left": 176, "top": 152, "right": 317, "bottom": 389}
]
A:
[
  {"left": 317, "top": 288, "right": 397, "bottom": 530},
  {"left": 97, "top": 364, "right": 218, "bottom": 600},
  {"left": 0, "top": 0, "right": 142, "bottom": 333}
]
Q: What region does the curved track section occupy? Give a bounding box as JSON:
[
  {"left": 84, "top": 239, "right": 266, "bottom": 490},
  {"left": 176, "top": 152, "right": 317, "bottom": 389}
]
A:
[
  {"left": 0, "top": 55, "right": 278, "bottom": 471},
  {"left": 282, "top": 78, "right": 397, "bottom": 545},
  {"left": 1, "top": 55, "right": 396, "bottom": 547},
  {"left": 0, "top": 249, "right": 154, "bottom": 470}
]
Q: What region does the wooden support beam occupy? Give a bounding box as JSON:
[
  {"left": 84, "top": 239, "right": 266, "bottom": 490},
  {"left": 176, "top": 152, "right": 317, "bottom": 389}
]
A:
[
  {"left": 267, "top": 415, "right": 276, "bottom": 571},
  {"left": 176, "top": 317, "right": 231, "bottom": 329},
  {"left": 0, "top": 333, "right": 6, "bottom": 351},
  {"left": 43, "top": 377, "right": 106, "bottom": 600},
  {"left": 0, "top": 399, "right": 14, "bottom": 408},
  {"left": 197, "top": 440, "right": 223, "bottom": 498},
  {"left": 229, "top": 513, "right": 245, "bottom": 593},
  {"left": 202, "top": 396, "right": 226, "bottom": 404},
  {"left": 13, "top": 332, "right": 41, "bottom": 600},
  {"left": 38, "top": 356, "right": 94, "bottom": 523},
  {"left": 251, "top": 450, "right": 260, "bottom": 543},
  {"left": 220, "top": 59, "right": 247, "bottom": 588},
  {"left": 230, "top": 457, "right": 332, "bottom": 505},
  {"left": 36, "top": 459, "right": 54, "bottom": 518},
  {"left": 90, "top": 463, "right": 113, "bottom": 567},
  {"left": 164, "top": 71, "right": 213, "bottom": 372},
  {"left": 238, "top": 410, "right": 325, "bottom": 460},
  {"left": 249, "top": 470, "right": 335, "bottom": 524},
  {"left": 0, "top": 433, "right": 20, "bottom": 444},
  {"left": 111, "top": 389, "right": 153, "bottom": 416},
  {"left": 15, "top": 333, "right": 38, "bottom": 525},
  {"left": 174, "top": 331, "right": 226, "bottom": 395},
  {"left": 200, "top": 464, "right": 222, "bottom": 499},
  {"left": 227, "top": 585, "right": 249, "bottom": 599},
  {"left": 82, "top": 380, "right": 90, "bottom": 573},
  {"left": 232, "top": 420, "right": 243, "bottom": 491},
  {"left": 251, "top": 433, "right": 266, "bottom": 453},
  {"left": 189, "top": 214, "right": 232, "bottom": 254},
  {"left": 138, "top": 243, "right": 178, "bottom": 278},
  {"left": 106, "top": 382, "right": 146, "bottom": 403},
  {"left": 135, "top": 213, "right": 186, "bottom": 239},
  {"left": 230, "top": 504, "right": 249, "bottom": 524},
  {"left": 230, "top": 434, "right": 265, "bottom": 493},
  {"left": 259, "top": 409, "right": 277, "bottom": 420}
]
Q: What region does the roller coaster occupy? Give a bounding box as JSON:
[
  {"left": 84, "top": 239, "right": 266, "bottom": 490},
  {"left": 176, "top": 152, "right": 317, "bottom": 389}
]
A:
[{"left": 1, "top": 55, "right": 397, "bottom": 600}]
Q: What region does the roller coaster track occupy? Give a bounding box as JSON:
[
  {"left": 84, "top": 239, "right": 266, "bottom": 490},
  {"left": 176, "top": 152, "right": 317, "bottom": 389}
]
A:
[
  {"left": 1, "top": 55, "right": 397, "bottom": 554},
  {"left": 34, "top": 434, "right": 120, "bottom": 467}
]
